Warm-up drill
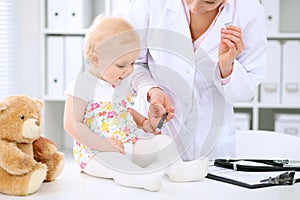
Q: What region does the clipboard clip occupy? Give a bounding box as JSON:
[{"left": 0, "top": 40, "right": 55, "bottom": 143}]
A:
[{"left": 260, "top": 171, "right": 296, "bottom": 185}]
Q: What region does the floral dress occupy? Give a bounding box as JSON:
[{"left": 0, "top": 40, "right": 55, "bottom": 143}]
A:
[{"left": 73, "top": 85, "right": 138, "bottom": 170}]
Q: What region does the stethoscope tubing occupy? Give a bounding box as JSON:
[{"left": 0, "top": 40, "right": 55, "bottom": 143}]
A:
[{"left": 214, "top": 159, "right": 300, "bottom": 172}]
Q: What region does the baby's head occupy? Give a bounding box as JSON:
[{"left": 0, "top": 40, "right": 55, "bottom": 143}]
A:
[{"left": 84, "top": 15, "right": 140, "bottom": 86}]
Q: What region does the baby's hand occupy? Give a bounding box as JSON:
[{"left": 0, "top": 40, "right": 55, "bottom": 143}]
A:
[
  {"left": 105, "top": 138, "right": 124, "bottom": 154},
  {"left": 142, "top": 118, "right": 158, "bottom": 134},
  {"left": 128, "top": 108, "right": 155, "bottom": 133}
]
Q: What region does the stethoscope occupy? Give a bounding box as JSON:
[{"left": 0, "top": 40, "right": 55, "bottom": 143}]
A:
[{"left": 214, "top": 159, "right": 300, "bottom": 172}]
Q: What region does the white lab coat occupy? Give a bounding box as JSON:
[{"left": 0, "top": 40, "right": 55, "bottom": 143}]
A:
[{"left": 125, "top": 0, "right": 267, "bottom": 160}]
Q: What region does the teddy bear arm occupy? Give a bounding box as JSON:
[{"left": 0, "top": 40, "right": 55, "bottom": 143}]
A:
[
  {"left": 33, "top": 137, "right": 57, "bottom": 160},
  {"left": 0, "top": 140, "right": 37, "bottom": 175}
]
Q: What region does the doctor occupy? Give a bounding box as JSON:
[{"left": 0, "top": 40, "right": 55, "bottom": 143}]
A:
[{"left": 124, "top": 0, "right": 266, "bottom": 160}]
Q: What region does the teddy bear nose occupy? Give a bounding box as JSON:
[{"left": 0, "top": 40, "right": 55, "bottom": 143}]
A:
[{"left": 35, "top": 120, "right": 40, "bottom": 126}]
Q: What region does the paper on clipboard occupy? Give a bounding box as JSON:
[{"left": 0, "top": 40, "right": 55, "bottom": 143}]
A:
[{"left": 207, "top": 165, "right": 300, "bottom": 189}]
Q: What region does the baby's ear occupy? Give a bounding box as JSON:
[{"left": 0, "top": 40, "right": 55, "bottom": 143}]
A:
[
  {"left": 0, "top": 102, "right": 7, "bottom": 113},
  {"left": 90, "top": 52, "right": 99, "bottom": 66}
]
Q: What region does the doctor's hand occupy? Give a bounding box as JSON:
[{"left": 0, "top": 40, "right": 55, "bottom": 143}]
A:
[
  {"left": 147, "top": 87, "right": 174, "bottom": 134},
  {"left": 219, "top": 25, "right": 244, "bottom": 78}
]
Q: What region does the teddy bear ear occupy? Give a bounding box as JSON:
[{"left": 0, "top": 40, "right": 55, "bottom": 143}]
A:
[
  {"left": 0, "top": 102, "right": 7, "bottom": 113},
  {"left": 36, "top": 99, "right": 44, "bottom": 109}
]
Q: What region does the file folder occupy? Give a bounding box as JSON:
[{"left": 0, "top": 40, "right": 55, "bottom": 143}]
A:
[
  {"left": 47, "top": 36, "right": 64, "bottom": 97},
  {"left": 65, "top": 0, "right": 91, "bottom": 30},
  {"left": 275, "top": 114, "right": 300, "bottom": 137},
  {"left": 48, "top": 0, "right": 91, "bottom": 30},
  {"left": 47, "top": 0, "right": 66, "bottom": 29},
  {"left": 282, "top": 41, "right": 300, "bottom": 104},
  {"left": 64, "top": 36, "right": 84, "bottom": 89},
  {"left": 260, "top": 40, "right": 281, "bottom": 103},
  {"left": 260, "top": 0, "right": 280, "bottom": 36}
]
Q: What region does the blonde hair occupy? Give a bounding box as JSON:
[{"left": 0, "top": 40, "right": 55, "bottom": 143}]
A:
[{"left": 83, "top": 15, "right": 139, "bottom": 64}]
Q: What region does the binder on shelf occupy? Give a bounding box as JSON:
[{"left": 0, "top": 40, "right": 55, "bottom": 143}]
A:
[
  {"left": 47, "top": 0, "right": 66, "bottom": 29},
  {"left": 260, "top": 0, "right": 280, "bottom": 36},
  {"left": 65, "top": 0, "right": 91, "bottom": 30},
  {"left": 47, "top": 36, "right": 65, "bottom": 97},
  {"left": 275, "top": 114, "right": 300, "bottom": 137},
  {"left": 260, "top": 41, "right": 281, "bottom": 103},
  {"left": 65, "top": 36, "right": 84, "bottom": 89},
  {"left": 47, "top": 0, "right": 91, "bottom": 30},
  {"left": 282, "top": 40, "right": 300, "bottom": 104},
  {"left": 234, "top": 113, "right": 251, "bottom": 131}
]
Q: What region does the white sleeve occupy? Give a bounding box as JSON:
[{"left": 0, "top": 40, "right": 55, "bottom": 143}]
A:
[
  {"left": 127, "top": 64, "right": 159, "bottom": 100},
  {"left": 125, "top": 0, "right": 159, "bottom": 100}
]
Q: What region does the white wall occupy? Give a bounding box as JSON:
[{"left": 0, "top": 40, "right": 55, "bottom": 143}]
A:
[{"left": 16, "top": 0, "right": 41, "bottom": 98}]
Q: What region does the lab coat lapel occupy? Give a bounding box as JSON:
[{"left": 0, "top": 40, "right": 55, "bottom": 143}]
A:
[
  {"left": 148, "top": 0, "right": 195, "bottom": 82},
  {"left": 164, "top": 0, "right": 191, "bottom": 37},
  {"left": 164, "top": 0, "right": 194, "bottom": 59},
  {"left": 201, "top": 3, "right": 233, "bottom": 53}
]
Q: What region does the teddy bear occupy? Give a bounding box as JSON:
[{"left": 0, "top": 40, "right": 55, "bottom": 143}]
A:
[{"left": 0, "top": 94, "right": 65, "bottom": 196}]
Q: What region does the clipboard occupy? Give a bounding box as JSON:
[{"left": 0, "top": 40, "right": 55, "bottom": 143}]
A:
[{"left": 207, "top": 160, "right": 300, "bottom": 189}]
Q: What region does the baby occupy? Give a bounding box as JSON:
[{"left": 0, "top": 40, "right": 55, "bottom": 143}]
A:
[{"left": 64, "top": 15, "right": 208, "bottom": 191}]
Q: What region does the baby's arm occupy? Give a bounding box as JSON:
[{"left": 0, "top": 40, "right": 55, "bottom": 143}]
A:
[{"left": 64, "top": 95, "right": 124, "bottom": 153}]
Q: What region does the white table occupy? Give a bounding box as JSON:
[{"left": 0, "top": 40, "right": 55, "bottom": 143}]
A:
[{"left": 1, "top": 163, "right": 300, "bottom": 200}]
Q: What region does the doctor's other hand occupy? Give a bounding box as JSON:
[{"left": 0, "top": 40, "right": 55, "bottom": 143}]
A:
[
  {"left": 148, "top": 104, "right": 168, "bottom": 134},
  {"left": 219, "top": 25, "right": 244, "bottom": 78}
]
